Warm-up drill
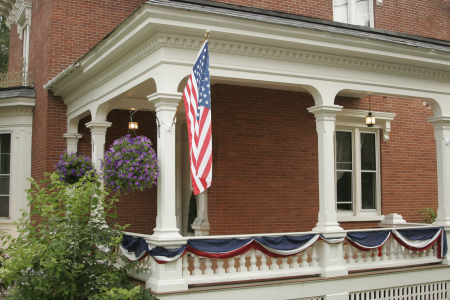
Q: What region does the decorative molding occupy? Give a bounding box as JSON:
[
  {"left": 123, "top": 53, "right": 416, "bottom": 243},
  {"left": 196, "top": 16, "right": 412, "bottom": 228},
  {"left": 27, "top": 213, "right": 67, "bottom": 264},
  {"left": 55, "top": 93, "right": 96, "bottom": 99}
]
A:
[
  {"left": 1, "top": 0, "right": 32, "bottom": 39},
  {"left": 0, "top": 108, "right": 33, "bottom": 117},
  {"left": 427, "top": 116, "right": 450, "bottom": 131},
  {"left": 52, "top": 33, "right": 450, "bottom": 107}
]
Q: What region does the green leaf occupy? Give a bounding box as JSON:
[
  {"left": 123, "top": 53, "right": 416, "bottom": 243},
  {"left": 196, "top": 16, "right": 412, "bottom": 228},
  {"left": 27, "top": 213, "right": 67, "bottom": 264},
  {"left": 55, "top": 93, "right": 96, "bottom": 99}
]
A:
[
  {"left": 108, "top": 213, "right": 118, "bottom": 219},
  {"left": 92, "top": 197, "right": 99, "bottom": 206}
]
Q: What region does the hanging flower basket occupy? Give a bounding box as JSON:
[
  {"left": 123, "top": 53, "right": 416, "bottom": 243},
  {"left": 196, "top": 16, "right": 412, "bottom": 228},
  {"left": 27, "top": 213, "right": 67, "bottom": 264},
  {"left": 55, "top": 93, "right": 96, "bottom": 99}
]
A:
[
  {"left": 102, "top": 135, "right": 159, "bottom": 192},
  {"left": 55, "top": 151, "right": 94, "bottom": 184}
]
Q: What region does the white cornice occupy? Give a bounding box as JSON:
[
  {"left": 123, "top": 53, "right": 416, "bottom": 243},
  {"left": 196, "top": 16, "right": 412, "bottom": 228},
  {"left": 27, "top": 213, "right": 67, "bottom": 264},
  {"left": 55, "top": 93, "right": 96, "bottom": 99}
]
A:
[
  {"left": 1, "top": 0, "right": 32, "bottom": 39},
  {"left": 54, "top": 33, "right": 450, "bottom": 105}
]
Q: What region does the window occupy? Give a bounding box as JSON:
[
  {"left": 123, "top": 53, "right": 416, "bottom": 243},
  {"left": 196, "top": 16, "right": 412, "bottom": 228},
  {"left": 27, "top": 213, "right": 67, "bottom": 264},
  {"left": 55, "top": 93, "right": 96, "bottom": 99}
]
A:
[
  {"left": 336, "top": 128, "right": 380, "bottom": 217},
  {"left": 0, "top": 134, "right": 11, "bottom": 218},
  {"left": 333, "top": 0, "right": 373, "bottom": 27}
]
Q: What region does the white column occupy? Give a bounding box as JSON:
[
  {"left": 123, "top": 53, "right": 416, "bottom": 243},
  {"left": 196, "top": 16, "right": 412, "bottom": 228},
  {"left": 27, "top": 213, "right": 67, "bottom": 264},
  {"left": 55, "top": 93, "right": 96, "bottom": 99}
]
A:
[
  {"left": 191, "top": 190, "right": 210, "bottom": 236},
  {"left": 147, "top": 92, "right": 187, "bottom": 293},
  {"left": 148, "top": 92, "right": 183, "bottom": 241},
  {"left": 63, "top": 133, "right": 82, "bottom": 154},
  {"left": 307, "top": 104, "right": 344, "bottom": 232},
  {"left": 86, "top": 121, "right": 111, "bottom": 171},
  {"left": 428, "top": 116, "right": 450, "bottom": 265}
]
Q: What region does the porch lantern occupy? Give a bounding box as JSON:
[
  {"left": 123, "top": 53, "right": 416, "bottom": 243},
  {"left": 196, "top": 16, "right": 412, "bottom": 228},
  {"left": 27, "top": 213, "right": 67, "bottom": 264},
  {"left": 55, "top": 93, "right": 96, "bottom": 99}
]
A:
[
  {"left": 128, "top": 109, "right": 160, "bottom": 137},
  {"left": 366, "top": 95, "right": 376, "bottom": 127},
  {"left": 128, "top": 120, "right": 138, "bottom": 130}
]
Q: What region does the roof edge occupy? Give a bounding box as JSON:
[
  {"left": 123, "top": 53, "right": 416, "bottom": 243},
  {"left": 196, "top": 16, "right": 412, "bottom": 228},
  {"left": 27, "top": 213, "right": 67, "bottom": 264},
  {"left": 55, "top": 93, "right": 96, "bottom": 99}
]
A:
[{"left": 171, "top": 0, "right": 450, "bottom": 47}]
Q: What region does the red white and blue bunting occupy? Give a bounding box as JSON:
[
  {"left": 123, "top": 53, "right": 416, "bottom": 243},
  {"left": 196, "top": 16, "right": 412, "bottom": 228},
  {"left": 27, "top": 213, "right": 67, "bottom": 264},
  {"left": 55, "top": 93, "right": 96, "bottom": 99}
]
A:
[{"left": 120, "top": 227, "right": 447, "bottom": 264}]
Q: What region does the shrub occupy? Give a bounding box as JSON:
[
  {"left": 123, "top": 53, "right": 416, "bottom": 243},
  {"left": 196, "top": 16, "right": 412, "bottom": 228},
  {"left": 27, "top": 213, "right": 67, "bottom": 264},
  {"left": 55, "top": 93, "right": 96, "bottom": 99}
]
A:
[
  {"left": 0, "top": 172, "right": 157, "bottom": 300},
  {"left": 419, "top": 207, "right": 437, "bottom": 224},
  {"left": 102, "top": 135, "right": 159, "bottom": 192},
  {"left": 54, "top": 151, "right": 94, "bottom": 184}
]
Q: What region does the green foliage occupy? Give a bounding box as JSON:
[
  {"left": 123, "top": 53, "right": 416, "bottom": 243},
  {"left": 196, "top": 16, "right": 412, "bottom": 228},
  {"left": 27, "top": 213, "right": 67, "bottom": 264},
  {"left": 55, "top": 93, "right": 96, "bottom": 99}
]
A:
[
  {"left": 0, "top": 172, "right": 158, "bottom": 300},
  {"left": 187, "top": 192, "right": 197, "bottom": 234},
  {"left": 0, "top": 16, "right": 9, "bottom": 74},
  {"left": 419, "top": 207, "right": 437, "bottom": 224}
]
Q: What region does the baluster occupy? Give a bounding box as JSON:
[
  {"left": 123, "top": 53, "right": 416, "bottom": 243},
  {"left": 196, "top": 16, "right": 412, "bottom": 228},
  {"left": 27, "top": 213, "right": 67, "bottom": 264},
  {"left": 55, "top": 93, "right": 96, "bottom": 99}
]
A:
[
  {"left": 216, "top": 258, "right": 225, "bottom": 274},
  {"left": 389, "top": 237, "right": 396, "bottom": 260},
  {"left": 425, "top": 246, "right": 431, "bottom": 257},
  {"left": 301, "top": 251, "right": 309, "bottom": 267},
  {"left": 239, "top": 254, "right": 248, "bottom": 272},
  {"left": 381, "top": 243, "right": 388, "bottom": 261},
  {"left": 260, "top": 252, "right": 269, "bottom": 271},
  {"left": 342, "top": 243, "right": 347, "bottom": 264},
  {"left": 193, "top": 255, "right": 202, "bottom": 276},
  {"left": 310, "top": 245, "right": 319, "bottom": 267},
  {"left": 281, "top": 257, "right": 289, "bottom": 269},
  {"left": 204, "top": 257, "right": 214, "bottom": 275},
  {"left": 146, "top": 256, "right": 152, "bottom": 273},
  {"left": 249, "top": 249, "right": 258, "bottom": 272},
  {"left": 433, "top": 243, "right": 438, "bottom": 258},
  {"left": 182, "top": 254, "right": 190, "bottom": 276},
  {"left": 356, "top": 248, "right": 363, "bottom": 263},
  {"left": 412, "top": 250, "right": 419, "bottom": 258},
  {"left": 290, "top": 254, "right": 300, "bottom": 269},
  {"left": 270, "top": 257, "right": 279, "bottom": 270},
  {"left": 364, "top": 250, "right": 371, "bottom": 262},
  {"left": 404, "top": 247, "right": 411, "bottom": 259},
  {"left": 227, "top": 257, "right": 236, "bottom": 273},
  {"left": 348, "top": 246, "right": 355, "bottom": 264},
  {"left": 396, "top": 242, "right": 404, "bottom": 259},
  {"left": 373, "top": 248, "right": 380, "bottom": 262}
]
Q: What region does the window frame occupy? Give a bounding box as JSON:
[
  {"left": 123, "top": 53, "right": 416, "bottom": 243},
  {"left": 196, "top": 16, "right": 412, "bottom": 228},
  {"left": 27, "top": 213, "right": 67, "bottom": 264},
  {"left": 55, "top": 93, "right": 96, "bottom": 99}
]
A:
[
  {"left": 0, "top": 131, "right": 12, "bottom": 219},
  {"left": 335, "top": 126, "right": 381, "bottom": 219},
  {"left": 332, "top": 0, "right": 375, "bottom": 28}
]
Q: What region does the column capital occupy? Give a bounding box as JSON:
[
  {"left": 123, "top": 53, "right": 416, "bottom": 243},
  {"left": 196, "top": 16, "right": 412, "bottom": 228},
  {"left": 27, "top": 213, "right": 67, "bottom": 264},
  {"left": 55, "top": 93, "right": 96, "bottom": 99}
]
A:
[
  {"left": 86, "top": 121, "right": 112, "bottom": 133},
  {"left": 63, "top": 133, "right": 82, "bottom": 141},
  {"left": 427, "top": 116, "right": 450, "bottom": 130},
  {"left": 307, "top": 105, "right": 343, "bottom": 120},
  {"left": 148, "top": 92, "right": 182, "bottom": 112}
]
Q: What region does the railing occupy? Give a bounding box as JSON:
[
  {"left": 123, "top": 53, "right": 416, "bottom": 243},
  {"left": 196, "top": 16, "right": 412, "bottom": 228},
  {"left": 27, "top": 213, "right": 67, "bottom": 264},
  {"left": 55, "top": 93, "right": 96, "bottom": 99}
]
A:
[
  {"left": 343, "top": 233, "right": 441, "bottom": 272},
  {"left": 0, "top": 71, "right": 34, "bottom": 88},
  {"left": 182, "top": 244, "right": 321, "bottom": 285},
  {"left": 119, "top": 225, "right": 445, "bottom": 289}
]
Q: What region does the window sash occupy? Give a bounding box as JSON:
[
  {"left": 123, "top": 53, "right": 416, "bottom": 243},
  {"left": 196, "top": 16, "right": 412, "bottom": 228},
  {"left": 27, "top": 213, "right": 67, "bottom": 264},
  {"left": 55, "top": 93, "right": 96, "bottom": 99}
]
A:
[
  {"left": 333, "top": 0, "right": 374, "bottom": 27},
  {"left": 0, "top": 133, "right": 11, "bottom": 218},
  {"left": 336, "top": 128, "right": 380, "bottom": 215}
]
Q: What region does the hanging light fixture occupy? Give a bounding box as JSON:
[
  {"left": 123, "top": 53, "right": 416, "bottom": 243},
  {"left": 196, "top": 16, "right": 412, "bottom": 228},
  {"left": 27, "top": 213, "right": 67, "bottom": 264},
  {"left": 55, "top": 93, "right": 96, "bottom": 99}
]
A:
[
  {"left": 129, "top": 112, "right": 138, "bottom": 130},
  {"left": 366, "top": 94, "right": 376, "bottom": 127}
]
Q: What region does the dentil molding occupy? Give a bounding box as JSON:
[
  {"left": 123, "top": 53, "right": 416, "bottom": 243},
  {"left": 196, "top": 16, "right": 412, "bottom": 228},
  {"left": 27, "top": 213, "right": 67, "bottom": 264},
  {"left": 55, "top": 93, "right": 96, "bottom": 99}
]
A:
[{"left": 58, "top": 33, "right": 450, "bottom": 116}]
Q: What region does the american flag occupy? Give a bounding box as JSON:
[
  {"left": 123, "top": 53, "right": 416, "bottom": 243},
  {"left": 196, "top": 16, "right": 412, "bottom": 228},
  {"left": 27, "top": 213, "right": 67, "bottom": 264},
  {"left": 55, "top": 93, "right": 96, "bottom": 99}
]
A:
[{"left": 183, "top": 41, "right": 212, "bottom": 195}]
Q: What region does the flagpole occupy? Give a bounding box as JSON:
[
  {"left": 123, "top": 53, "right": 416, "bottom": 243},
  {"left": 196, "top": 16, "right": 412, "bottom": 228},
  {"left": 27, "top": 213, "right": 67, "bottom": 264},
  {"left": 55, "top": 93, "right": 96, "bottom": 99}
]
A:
[{"left": 167, "top": 30, "right": 211, "bottom": 132}]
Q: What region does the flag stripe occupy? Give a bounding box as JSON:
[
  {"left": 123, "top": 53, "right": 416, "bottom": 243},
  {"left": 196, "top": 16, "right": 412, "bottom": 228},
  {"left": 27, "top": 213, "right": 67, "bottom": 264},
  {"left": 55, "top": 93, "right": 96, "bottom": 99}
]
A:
[{"left": 183, "top": 40, "right": 212, "bottom": 195}]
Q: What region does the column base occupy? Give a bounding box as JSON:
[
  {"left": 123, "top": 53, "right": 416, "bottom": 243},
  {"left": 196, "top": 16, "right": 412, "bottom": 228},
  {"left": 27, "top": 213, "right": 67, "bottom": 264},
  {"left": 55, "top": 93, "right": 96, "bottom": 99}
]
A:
[
  {"left": 150, "top": 227, "right": 184, "bottom": 247},
  {"left": 312, "top": 223, "right": 344, "bottom": 232},
  {"left": 147, "top": 278, "right": 188, "bottom": 293}
]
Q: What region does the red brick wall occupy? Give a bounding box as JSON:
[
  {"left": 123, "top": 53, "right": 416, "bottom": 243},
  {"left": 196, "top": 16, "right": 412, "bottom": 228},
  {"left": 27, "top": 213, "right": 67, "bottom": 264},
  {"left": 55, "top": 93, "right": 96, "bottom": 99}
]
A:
[
  {"left": 48, "top": 0, "right": 145, "bottom": 78},
  {"left": 8, "top": 24, "right": 22, "bottom": 73},
  {"left": 207, "top": 85, "right": 437, "bottom": 235},
  {"left": 374, "top": 0, "right": 450, "bottom": 42}
]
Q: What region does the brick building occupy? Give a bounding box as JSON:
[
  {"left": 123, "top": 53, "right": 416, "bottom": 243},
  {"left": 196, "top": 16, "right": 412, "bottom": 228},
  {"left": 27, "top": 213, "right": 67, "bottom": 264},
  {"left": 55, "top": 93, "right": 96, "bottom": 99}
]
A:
[{"left": 1, "top": 0, "right": 450, "bottom": 298}]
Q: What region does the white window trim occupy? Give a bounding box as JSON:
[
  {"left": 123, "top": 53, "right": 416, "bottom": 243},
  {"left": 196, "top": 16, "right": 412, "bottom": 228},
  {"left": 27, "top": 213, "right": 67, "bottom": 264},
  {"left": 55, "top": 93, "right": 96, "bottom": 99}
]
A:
[
  {"left": 335, "top": 108, "right": 395, "bottom": 222},
  {"left": 333, "top": 0, "right": 375, "bottom": 28}
]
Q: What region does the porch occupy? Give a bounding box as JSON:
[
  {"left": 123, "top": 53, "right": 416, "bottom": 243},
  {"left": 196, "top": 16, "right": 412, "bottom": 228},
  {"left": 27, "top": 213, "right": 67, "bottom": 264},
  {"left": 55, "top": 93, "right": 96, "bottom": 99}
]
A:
[{"left": 43, "top": 0, "right": 450, "bottom": 297}]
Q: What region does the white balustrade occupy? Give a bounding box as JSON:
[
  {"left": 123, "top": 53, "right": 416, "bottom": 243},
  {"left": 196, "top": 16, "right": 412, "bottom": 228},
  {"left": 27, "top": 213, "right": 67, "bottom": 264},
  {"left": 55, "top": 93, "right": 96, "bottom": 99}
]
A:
[
  {"left": 121, "top": 226, "right": 445, "bottom": 286},
  {"left": 344, "top": 233, "right": 442, "bottom": 272}
]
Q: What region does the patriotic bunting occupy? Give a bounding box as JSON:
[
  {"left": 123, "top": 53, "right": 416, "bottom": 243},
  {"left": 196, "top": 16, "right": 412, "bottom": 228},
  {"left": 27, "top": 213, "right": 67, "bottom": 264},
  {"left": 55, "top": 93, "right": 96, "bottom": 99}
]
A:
[{"left": 119, "top": 228, "right": 447, "bottom": 264}]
